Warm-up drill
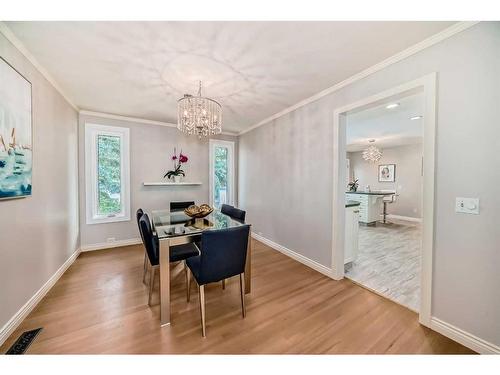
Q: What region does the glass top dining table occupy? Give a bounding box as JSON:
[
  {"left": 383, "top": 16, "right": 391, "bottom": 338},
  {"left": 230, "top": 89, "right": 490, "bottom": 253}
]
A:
[
  {"left": 151, "top": 208, "right": 252, "bottom": 327},
  {"left": 152, "top": 209, "right": 245, "bottom": 239}
]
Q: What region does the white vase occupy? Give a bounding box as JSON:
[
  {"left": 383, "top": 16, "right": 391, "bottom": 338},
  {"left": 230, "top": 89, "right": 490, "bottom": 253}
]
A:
[{"left": 173, "top": 175, "right": 182, "bottom": 183}]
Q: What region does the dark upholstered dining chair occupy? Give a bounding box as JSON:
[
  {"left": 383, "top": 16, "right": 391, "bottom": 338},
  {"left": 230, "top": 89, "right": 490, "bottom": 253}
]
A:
[
  {"left": 139, "top": 213, "right": 199, "bottom": 305},
  {"left": 221, "top": 204, "right": 246, "bottom": 223},
  {"left": 186, "top": 225, "right": 251, "bottom": 337},
  {"left": 170, "top": 201, "right": 195, "bottom": 212},
  {"left": 136, "top": 208, "right": 149, "bottom": 284},
  {"left": 219, "top": 204, "right": 247, "bottom": 290}
]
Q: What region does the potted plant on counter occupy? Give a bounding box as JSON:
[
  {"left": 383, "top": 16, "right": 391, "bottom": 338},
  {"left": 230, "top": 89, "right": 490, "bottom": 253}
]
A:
[
  {"left": 164, "top": 148, "right": 188, "bottom": 183},
  {"left": 348, "top": 179, "right": 359, "bottom": 192}
]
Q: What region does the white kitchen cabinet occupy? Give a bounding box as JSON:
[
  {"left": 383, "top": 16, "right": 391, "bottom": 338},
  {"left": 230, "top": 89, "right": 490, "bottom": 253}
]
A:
[
  {"left": 345, "top": 192, "right": 388, "bottom": 224},
  {"left": 345, "top": 204, "right": 359, "bottom": 264}
]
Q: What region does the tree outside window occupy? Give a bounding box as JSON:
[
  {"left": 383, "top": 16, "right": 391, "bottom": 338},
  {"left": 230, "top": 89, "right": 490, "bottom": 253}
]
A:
[
  {"left": 97, "top": 135, "right": 121, "bottom": 214},
  {"left": 214, "top": 146, "right": 228, "bottom": 207}
]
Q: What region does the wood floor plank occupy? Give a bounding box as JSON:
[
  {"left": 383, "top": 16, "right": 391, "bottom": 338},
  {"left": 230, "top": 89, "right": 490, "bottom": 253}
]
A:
[{"left": 0, "top": 240, "right": 474, "bottom": 354}]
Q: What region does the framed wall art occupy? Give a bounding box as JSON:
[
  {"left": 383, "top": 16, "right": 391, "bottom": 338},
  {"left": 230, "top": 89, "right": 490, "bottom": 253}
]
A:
[
  {"left": 378, "top": 164, "right": 395, "bottom": 182},
  {"left": 0, "top": 56, "right": 32, "bottom": 200}
]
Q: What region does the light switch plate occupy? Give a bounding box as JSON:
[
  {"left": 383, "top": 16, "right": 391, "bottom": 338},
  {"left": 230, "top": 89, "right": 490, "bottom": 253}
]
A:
[{"left": 455, "top": 197, "right": 480, "bottom": 215}]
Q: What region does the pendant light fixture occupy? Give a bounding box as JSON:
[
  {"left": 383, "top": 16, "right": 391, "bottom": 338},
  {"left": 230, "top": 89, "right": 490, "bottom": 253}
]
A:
[
  {"left": 362, "top": 139, "right": 382, "bottom": 163},
  {"left": 177, "top": 81, "right": 222, "bottom": 138}
]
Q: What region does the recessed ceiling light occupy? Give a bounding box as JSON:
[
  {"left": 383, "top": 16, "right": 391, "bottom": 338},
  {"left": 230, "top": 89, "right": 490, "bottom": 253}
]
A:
[
  {"left": 410, "top": 116, "right": 423, "bottom": 120},
  {"left": 385, "top": 103, "right": 400, "bottom": 109}
]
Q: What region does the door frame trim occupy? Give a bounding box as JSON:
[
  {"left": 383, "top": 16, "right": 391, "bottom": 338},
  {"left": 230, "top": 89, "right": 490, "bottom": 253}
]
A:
[{"left": 331, "top": 73, "right": 437, "bottom": 326}]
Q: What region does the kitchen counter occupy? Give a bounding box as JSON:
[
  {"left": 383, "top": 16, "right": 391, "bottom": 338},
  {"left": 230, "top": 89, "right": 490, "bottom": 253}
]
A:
[
  {"left": 346, "top": 191, "right": 394, "bottom": 196},
  {"left": 345, "top": 192, "right": 394, "bottom": 224}
]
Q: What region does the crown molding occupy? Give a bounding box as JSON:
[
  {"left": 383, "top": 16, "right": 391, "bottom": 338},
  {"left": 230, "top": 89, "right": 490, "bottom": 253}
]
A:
[
  {"left": 239, "top": 21, "right": 480, "bottom": 136},
  {"left": 79, "top": 110, "right": 239, "bottom": 136},
  {"left": 80, "top": 110, "right": 178, "bottom": 128},
  {"left": 0, "top": 21, "right": 79, "bottom": 111}
]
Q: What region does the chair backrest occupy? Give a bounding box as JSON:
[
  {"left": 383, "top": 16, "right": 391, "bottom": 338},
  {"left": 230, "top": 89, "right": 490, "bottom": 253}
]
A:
[
  {"left": 230, "top": 207, "right": 246, "bottom": 223},
  {"left": 170, "top": 201, "right": 195, "bottom": 211},
  {"left": 139, "top": 214, "right": 159, "bottom": 266},
  {"left": 197, "top": 225, "right": 250, "bottom": 285},
  {"left": 136, "top": 208, "right": 145, "bottom": 243},
  {"left": 221, "top": 204, "right": 246, "bottom": 223},
  {"left": 221, "top": 203, "right": 232, "bottom": 216}
]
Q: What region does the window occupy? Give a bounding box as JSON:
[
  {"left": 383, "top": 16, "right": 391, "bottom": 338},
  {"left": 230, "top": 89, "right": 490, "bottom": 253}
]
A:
[
  {"left": 209, "top": 139, "right": 235, "bottom": 208},
  {"left": 85, "top": 123, "right": 130, "bottom": 224}
]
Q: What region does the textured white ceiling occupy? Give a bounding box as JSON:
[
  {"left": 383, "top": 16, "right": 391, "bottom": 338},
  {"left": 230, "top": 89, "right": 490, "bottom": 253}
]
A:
[
  {"left": 6, "top": 21, "right": 454, "bottom": 133},
  {"left": 346, "top": 93, "right": 423, "bottom": 152}
]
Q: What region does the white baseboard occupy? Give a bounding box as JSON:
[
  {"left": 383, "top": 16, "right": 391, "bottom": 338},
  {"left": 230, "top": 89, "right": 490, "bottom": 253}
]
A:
[
  {"left": 81, "top": 237, "right": 142, "bottom": 252},
  {"left": 430, "top": 317, "right": 500, "bottom": 354},
  {"left": 0, "top": 247, "right": 81, "bottom": 347},
  {"left": 251, "top": 232, "right": 335, "bottom": 279},
  {"left": 386, "top": 214, "right": 422, "bottom": 223}
]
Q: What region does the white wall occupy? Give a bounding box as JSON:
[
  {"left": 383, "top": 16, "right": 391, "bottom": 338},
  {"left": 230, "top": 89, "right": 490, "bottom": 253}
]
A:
[
  {"left": 78, "top": 113, "right": 238, "bottom": 248},
  {"left": 239, "top": 22, "right": 500, "bottom": 347},
  {"left": 348, "top": 143, "right": 423, "bottom": 219},
  {"left": 0, "top": 34, "right": 79, "bottom": 332}
]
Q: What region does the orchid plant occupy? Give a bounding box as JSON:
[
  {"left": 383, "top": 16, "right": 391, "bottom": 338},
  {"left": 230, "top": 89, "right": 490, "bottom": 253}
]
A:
[{"left": 164, "top": 147, "right": 189, "bottom": 179}]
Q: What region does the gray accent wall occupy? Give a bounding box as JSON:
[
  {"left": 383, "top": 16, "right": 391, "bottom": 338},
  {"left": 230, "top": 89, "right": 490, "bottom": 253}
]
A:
[
  {"left": 0, "top": 34, "right": 79, "bottom": 331},
  {"left": 348, "top": 143, "right": 423, "bottom": 219},
  {"left": 78, "top": 113, "right": 238, "bottom": 247},
  {"left": 239, "top": 22, "right": 500, "bottom": 346}
]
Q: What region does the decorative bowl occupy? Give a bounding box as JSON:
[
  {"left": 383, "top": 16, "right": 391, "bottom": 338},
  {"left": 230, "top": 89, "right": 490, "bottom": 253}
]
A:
[{"left": 184, "top": 204, "right": 213, "bottom": 218}]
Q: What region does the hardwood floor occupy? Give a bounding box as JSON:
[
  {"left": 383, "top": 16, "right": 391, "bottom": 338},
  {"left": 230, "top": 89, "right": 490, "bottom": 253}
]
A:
[{"left": 0, "top": 240, "right": 474, "bottom": 354}]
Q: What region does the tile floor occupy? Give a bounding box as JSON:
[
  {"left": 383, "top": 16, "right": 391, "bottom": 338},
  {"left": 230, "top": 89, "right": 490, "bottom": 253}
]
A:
[{"left": 345, "top": 219, "right": 421, "bottom": 311}]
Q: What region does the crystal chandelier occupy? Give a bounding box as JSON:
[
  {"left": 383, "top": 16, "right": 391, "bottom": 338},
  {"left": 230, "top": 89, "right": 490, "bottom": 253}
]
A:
[
  {"left": 362, "top": 139, "right": 382, "bottom": 162},
  {"left": 177, "top": 81, "right": 222, "bottom": 138}
]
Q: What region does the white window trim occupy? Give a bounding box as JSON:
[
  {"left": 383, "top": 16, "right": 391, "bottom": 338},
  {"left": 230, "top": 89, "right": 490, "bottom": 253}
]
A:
[
  {"left": 85, "top": 123, "right": 130, "bottom": 225},
  {"left": 209, "top": 139, "right": 235, "bottom": 208}
]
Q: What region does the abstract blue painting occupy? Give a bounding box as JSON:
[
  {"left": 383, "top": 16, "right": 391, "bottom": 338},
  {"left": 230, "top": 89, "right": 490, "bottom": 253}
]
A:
[{"left": 0, "top": 57, "right": 32, "bottom": 200}]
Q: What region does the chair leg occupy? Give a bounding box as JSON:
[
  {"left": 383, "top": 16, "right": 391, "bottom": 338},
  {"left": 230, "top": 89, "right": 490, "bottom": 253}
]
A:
[
  {"left": 186, "top": 265, "right": 191, "bottom": 302},
  {"left": 148, "top": 266, "right": 156, "bottom": 306},
  {"left": 199, "top": 284, "right": 206, "bottom": 337},
  {"left": 240, "top": 273, "right": 246, "bottom": 318},
  {"left": 142, "top": 253, "right": 148, "bottom": 285},
  {"left": 221, "top": 279, "right": 226, "bottom": 290}
]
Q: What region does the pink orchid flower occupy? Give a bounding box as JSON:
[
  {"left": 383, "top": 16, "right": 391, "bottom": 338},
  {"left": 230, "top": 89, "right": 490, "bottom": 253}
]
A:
[{"left": 179, "top": 153, "right": 188, "bottom": 163}]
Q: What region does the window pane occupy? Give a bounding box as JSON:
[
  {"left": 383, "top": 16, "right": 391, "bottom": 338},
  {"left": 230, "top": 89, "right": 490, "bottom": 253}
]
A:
[
  {"left": 214, "top": 146, "right": 228, "bottom": 208},
  {"left": 97, "top": 135, "right": 121, "bottom": 215}
]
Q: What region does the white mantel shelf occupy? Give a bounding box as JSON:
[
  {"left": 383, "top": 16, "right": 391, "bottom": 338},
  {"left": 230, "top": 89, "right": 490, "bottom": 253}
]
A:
[{"left": 143, "top": 182, "right": 202, "bottom": 186}]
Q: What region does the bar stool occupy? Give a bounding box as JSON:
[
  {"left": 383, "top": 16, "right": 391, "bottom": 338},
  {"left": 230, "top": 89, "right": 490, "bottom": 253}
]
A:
[{"left": 381, "top": 194, "right": 397, "bottom": 224}]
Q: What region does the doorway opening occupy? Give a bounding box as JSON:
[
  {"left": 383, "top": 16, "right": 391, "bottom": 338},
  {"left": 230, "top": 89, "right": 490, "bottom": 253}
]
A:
[
  {"left": 331, "top": 74, "right": 437, "bottom": 325},
  {"left": 345, "top": 91, "right": 424, "bottom": 312}
]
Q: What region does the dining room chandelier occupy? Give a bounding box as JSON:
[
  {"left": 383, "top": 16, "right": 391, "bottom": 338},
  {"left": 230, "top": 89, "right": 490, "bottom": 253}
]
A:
[
  {"left": 177, "top": 81, "right": 222, "bottom": 138},
  {"left": 362, "top": 139, "right": 382, "bottom": 162}
]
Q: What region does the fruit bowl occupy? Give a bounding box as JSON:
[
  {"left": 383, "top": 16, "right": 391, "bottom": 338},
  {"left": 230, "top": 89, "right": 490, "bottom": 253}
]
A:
[{"left": 184, "top": 204, "right": 213, "bottom": 218}]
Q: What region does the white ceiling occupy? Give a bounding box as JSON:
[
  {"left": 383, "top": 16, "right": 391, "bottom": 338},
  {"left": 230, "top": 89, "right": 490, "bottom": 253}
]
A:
[
  {"left": 6, "top": 21, "right": 454, "bottom": 133},
  {"left": 346, "top": 92, "right": 424, "bottom": 152}
]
